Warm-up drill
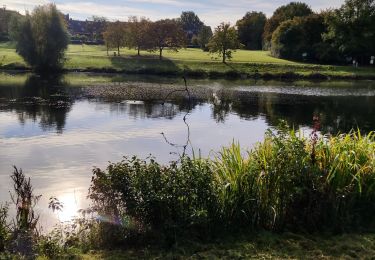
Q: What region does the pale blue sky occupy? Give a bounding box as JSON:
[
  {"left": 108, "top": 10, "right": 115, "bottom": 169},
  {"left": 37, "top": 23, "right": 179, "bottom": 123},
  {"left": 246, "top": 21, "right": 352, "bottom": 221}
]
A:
[{"left": 3, "top": 0, "right": 345, "bottom": 28}]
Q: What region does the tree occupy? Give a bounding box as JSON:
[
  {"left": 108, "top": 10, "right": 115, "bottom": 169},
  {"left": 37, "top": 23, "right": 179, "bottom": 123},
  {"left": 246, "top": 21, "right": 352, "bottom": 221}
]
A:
[
  {"left": 207, "top": 23, "right": 241, "bottom": 63},
  {"left": 197, "top": 25, "right": 213, "bottom": 50},
  {"left": 178, "top": 11, "right": 204, "bottom": 43},
  {"left": 323, "top": 0, "right": 375, "bottom": 64},
  {"left": 236, "top": 11, "right": 266, "bottom": 50},
  {"left": 10, "top": 4, "right": 69, "bottom": 72},
  {"left": 86, "top": 16, "right": 107, "bottom": 41},
  {"left": 0, "top": 8, "right": 22, "bottom": 41},
  {"left": 147, "top": 19, "right": 186, "bottom": 60},
  {"left": 263, "top": 2, "right": 313, "bottom": 49},
  {"left": 126, "top": 16, "right": 151, "bottom": 56},
  {"left": 103, "top": 21, "right": 127, "bottom": 56},
  {"left": 271, "top": 14, "right": 326, "bottom": 61}
]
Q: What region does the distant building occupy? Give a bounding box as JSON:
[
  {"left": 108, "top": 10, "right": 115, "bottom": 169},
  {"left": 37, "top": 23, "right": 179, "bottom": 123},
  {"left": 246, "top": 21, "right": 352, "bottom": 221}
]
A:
[
  {"left": 64, "top": 14, "right": 89, "bottom": 35},
  {"left": 63, "top": 14, "right": 105, "bottom": 44}
]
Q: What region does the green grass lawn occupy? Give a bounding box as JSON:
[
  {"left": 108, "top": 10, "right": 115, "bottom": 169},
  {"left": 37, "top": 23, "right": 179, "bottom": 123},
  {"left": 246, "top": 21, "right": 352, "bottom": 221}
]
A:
[{"left": 1, "top": 42, "right": 375, "bottom": 79}]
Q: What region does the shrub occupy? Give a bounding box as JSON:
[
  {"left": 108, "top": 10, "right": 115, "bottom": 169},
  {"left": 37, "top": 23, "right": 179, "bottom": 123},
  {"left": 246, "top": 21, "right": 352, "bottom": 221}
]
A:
[
  {"left": 10, "top": 4, "right": 69, "bottom": 72},
  {"left": 0, "top": 204, "right": 9, "bottom": 252},
  {"left": 86, "top": 126, "right": 375, "bottom": 247},
  {"left": 89, "top": 156, "right": 218, "bottom": 244}
]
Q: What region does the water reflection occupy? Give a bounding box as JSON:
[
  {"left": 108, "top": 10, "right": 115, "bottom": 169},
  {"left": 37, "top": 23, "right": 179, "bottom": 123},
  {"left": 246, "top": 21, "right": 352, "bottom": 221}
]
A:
[
  {"left": 211, "top": 90, "right": 375, "bottom": 134},
  {"left": 0, "top": 75, "right": 73, "bottom": 133},
  {"left": 1, "top": 75, "right": 375, "bottom": 135}
]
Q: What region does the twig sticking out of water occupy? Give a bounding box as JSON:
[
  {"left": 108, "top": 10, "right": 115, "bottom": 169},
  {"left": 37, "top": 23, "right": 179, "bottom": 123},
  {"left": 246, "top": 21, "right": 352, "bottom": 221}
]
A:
[{"left": 161, "top": 76, "right": 193, "bottom": 158}]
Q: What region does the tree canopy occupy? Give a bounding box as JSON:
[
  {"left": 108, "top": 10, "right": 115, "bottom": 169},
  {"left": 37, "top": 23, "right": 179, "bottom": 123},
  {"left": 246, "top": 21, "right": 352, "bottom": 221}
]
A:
[
  {"left": 271, "top": 14, "right": 325, "bottom": 61},
  {"left": 197, "top": 25, "right": 213, "bottom": 51},
  {"left": 178, "top": 11, "right": 204, "bottom": 43},
  {"left": 126, "top": 16, "right": 152, "bottom": 56},
  {"left": 103, "top": 21, "right": 127, "bottom": 55},
  {"left": 236, "top": 11, "right": 266, "bottom": 50},
  {"left": 263, "top": 2, "right": 313, "bottom": 49},
  {"left": 208, "top": 23, "right": 241, "bottom": 63},
  {"left": 10, "top": 4, "right": 69, "bottom": 72},
  {"left": 148, "top": 19, "right": 186, "bottom": 60},
  {"left": 323, "top": 0, "right": 375, "bottom": 62}
]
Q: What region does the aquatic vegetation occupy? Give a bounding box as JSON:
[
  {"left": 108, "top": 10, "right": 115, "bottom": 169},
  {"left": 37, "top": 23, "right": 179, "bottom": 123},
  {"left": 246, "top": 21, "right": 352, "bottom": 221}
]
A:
[{"left": 87, "top": 126, "right": 375, "bottom": 246}]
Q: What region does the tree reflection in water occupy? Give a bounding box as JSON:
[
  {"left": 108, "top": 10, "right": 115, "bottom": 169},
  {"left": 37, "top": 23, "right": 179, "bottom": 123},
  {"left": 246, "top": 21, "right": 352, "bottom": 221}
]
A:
[
  {"left": 0, "top": 75, "right": 375, "bottom": 135},
  {"left": 0, "top": 75, "right": 73, "bottom": 134}
]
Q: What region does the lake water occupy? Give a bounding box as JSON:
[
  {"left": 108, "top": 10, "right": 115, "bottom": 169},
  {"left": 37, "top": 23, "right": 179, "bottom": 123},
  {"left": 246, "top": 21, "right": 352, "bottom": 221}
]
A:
[{"left": 1, "top": 73, "right": 375, "bottom": 227}]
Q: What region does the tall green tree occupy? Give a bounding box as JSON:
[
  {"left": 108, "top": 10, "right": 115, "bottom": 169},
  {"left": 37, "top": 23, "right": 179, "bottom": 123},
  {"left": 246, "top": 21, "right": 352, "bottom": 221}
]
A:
[
  {"left": 147, "top": 19, "right": 186, "bottom": 60},
  {"left": 178, "top": 11, "right": 204, "bottom": 43},
  {"left": 263, "top": 2, "right": 313, "bottom": 49},
  {"left": 11, "top": 4, "right": 69, "bottom": 72},
  {"left": 208, "top": 23, "right": 241, "bottom": 63},
  {"left": 271, "top": 14, "right": 326, "bottom": 61},
  {"left": 323, "top": 0, "right": 375, "bottom": 63},
  {"left": 236, "top": 11, "right": 266, "bottom": 50},
  {"left": 197, "top": 25, "right": 213, "bottom": 51}
]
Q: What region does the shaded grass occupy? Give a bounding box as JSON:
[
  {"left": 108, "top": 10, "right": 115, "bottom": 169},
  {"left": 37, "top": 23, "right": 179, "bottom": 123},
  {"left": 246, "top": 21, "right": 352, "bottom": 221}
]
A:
[
  {"left": 1, "top": 43, "right": 374, "bottom": 79},
  {"left": 76, "top": 232, "right": 375, "bottom": 259}
]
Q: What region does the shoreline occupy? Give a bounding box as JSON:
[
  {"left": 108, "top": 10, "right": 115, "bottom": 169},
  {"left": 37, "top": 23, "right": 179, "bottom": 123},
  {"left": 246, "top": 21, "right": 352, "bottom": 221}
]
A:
[{"left": 1, "top": 66, "right": 375, "bottom": 81}]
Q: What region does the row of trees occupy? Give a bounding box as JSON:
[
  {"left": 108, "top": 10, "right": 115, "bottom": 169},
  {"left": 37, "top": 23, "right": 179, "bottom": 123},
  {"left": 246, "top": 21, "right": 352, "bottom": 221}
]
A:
[
  {"left": 102, "top": 0, "right": 374, "bottom": 63},
  {"left": 102, "top": 12, "right": 214, "bottom": 60},
  {"left": 7, "top": 1, "right": 375, "bottom": 71},
  {"left": 103, "top": 17, "right": 239, "bottom": 62},
  {"left": 236, "top": 1, "right": 374, "bottom": 63}
]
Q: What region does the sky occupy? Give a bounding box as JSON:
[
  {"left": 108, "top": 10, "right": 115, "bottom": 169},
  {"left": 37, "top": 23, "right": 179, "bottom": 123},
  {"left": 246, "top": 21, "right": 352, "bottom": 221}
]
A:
[{"left": 2, "top": 0, "right": 345, "bottom": 28}]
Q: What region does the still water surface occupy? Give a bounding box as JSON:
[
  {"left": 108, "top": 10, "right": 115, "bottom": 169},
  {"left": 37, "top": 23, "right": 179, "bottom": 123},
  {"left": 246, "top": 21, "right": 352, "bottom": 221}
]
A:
[{"left": 1, "top": 74, "right": 375, "bottom": 226}]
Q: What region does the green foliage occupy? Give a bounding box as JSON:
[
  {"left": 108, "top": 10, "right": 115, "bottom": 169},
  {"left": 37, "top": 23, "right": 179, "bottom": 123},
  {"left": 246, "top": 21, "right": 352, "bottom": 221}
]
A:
[
  {"left": 148, "top": 19, "right": 187, "bottom": 60},
  {"left": 0, "top": 8, "right": 22, "bottom": 42},
  {"left": 0, "top": 204, "right": 9, "bottom": 252},
  {"left": 197, "top": 25, "right": 213, "bottom": 51},
  {"left": 271, "top": 14, "right": 326, "bottom": 61},
  {"left": 323, "top": 0, "right": 375, "bottom": 62},
  {"left": 10, "top": 4, "right": 69, "bottom": 72},
  {"left": 263, "top": 2, "right": 313, "bottom": 49},
  {"left": 236, "top": 11, "right": 266, "bottom": 50},
  {"left": 89, "top": 156, "right": 217, "bottom": 244},
  {"left": 178, "top": 11, "right": 204, "bottom": 43},
  {"left": 88, "top": 126, "right": 375, "bottom": 245},
  {"left": 208, "top": 23, "right": 242, "bottom": 63}
]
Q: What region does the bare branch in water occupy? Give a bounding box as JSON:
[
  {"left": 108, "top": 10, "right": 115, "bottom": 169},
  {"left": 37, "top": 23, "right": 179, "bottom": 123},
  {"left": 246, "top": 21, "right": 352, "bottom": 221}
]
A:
[{"left": 161, "top": 76, "right": 193, "bottom": 158}]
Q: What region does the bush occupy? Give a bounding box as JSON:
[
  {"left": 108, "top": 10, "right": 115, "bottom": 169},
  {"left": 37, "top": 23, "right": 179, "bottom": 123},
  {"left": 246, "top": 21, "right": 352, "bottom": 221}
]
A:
[
  {"left": 0, "top": 204, "right": 9, "bottom": 252},
  {"left": 89, "top": 157, "right": 218, "bottom": 245},
  {"left": 10, "top": 4, "right": 69, "bottom": 72},
  {"left": 86, "top": 126, "right": 375, "bottom": 247}
]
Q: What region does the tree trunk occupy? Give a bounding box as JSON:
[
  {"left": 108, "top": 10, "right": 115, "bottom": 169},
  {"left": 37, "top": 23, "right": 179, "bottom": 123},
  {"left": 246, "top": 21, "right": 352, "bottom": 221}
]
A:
[
  {"left": 137, "top": 46, "right": 140, "bottom": 56},
  {"left": 159, "top": 48, "right": 163, "bottom": 60},
  {"left": 106, "top": 44, "right": 109, "bottom": 56},
  {"left": 222, "top": 48, "right": 226, "bottom": 63},
  {"left": 118, "top": 45, "right": 120, "bottom": 56}
]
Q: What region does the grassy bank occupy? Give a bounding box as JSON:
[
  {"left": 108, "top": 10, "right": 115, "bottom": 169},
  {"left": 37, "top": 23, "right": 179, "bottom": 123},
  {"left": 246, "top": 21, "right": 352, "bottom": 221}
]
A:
[
  {"left": 1, "top": 43, "right": 375, "bottom": 80},
  {"left": 75, "top": 233, "right": 375, "bottom": 259}
]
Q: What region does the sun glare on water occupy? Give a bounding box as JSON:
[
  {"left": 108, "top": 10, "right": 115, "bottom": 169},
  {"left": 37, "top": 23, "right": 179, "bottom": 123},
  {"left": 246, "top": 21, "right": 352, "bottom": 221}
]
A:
[{"left": 57, "top": 192, "right": 82, "bottom": 222}]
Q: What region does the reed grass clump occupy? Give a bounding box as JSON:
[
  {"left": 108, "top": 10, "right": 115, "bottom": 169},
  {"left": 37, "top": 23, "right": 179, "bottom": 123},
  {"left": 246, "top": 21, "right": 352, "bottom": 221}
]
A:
[{"left": 88, "top": 126, "right": 375, "bottom": 244}]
